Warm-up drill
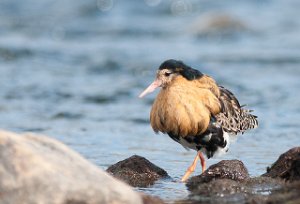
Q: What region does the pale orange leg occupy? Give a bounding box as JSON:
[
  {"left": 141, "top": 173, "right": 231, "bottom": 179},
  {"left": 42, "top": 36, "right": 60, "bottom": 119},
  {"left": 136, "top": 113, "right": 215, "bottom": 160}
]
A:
[
  {"left": 181, "top": 151, "right": 206, "bottom": 182},
  {"left": 181, "top": 152, "right": 199, "bottom": 182},
  {"left": 198, "top": 151, "right": 206, "bottom": 173}
]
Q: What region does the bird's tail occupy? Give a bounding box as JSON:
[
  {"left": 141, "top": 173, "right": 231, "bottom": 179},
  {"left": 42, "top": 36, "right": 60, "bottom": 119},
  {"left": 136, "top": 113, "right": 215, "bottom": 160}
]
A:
[{"left": 239, "top": 108, "right": 258, "bottom": 133}]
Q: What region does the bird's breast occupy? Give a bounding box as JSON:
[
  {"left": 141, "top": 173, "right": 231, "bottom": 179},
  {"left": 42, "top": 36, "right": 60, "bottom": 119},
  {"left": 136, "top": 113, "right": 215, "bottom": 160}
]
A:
[{"left": 150, "top": 83, "right": 217, "bottom": 137}]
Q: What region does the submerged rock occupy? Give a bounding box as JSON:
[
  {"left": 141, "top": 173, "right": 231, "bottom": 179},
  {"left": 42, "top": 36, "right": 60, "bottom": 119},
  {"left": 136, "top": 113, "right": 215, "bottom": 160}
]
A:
[
  {"left": 0, "top": 130, "right": 143, "bottom": 204},
  {"left": 187, "top": 160, "right": 249, "bottom": 191},
  {"left": 263, "top": 147, "right": 300, "bottom": 181},
  {"left": 188, "top": 13, "right": 249, "bottom": 38},
  {"left": 107, "top": 155, "right": 169, "bottom": 187}
]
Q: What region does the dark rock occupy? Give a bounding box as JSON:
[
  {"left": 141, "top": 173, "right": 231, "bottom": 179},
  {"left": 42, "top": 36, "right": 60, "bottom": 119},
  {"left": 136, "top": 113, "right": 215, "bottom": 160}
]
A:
[
  {"left": 189, "top": 178, "right": 243, "bottom": 196},
  {"left": 263, "top": 147, "right": 300, "bottom": 181},
  {"left": 187, "top": 160, "right": 249, "bottom": 191},
  {"left": 184, "top": 152, "right": 300, "bottom": 204},
  {"left": 265, "top": 180, "right": 300, "bottom": 204},
  {"left": 186, "top": 177, "right": 294, "bottom": 204},
  {"left": 107, "top": 155, "right": 169, "bottom": 187},
  {"left": 0, "top": 130, "right": 143, "bottom": 204}
]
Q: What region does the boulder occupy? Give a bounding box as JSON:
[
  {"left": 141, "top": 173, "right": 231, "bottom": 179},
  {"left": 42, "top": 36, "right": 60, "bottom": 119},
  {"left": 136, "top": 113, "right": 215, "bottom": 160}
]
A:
[
  {"left": 186, "top": 160, "right": 249, "bottom": 191},
  {"left": 263, "top": 147, "right": 300, "bottom": 181},
  {"left": 0, "top": 130, "right": 143, "bottom": 204},
  {"left": 107, "top": 155, "right": 169, "bottom": 187}
]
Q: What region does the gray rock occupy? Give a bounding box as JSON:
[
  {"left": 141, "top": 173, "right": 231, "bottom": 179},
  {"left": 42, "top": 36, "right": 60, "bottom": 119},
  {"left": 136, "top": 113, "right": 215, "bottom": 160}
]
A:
[
  {"left": 0, "top": 130, "right": 143, "bottom": 204},
  {"left": 107, "top": 155, "right": 169, "bottom": 187},
  {"left": 263, "top": 147, "right": 300, "bottom": 181}
]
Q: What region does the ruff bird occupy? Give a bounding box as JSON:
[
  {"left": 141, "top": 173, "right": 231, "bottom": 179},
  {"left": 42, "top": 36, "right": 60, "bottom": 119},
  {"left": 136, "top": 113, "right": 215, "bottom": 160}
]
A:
[{"left": 139, "top": 59, "right": 258, "bottom": 182}]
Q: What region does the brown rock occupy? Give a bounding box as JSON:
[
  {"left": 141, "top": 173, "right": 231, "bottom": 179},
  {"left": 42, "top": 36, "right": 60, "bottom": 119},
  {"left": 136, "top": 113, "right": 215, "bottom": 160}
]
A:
[
  {"left": 186, "top": 160, "right": 249, "bottom": 191},
  {"left": 0, "top": 130, "right": 143, "bottom": 204},
  {"left": 263, "top": 147, "right": 300, "bottom": 181},
  {"left": 107, "top": 155, "right": 169, "bottom": 187}
]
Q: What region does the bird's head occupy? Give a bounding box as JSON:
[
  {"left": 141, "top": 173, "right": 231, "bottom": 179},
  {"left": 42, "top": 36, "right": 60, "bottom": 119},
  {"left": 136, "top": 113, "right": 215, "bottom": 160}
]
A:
[{"left": 139, "top": 59, "right": 203, "bottom": 98}]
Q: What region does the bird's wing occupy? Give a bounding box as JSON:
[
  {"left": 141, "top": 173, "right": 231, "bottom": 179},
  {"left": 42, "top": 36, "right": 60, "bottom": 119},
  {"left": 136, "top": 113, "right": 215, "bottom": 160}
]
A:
[{"left": 214, "top": 86, "right": 258, "bottom": 134}]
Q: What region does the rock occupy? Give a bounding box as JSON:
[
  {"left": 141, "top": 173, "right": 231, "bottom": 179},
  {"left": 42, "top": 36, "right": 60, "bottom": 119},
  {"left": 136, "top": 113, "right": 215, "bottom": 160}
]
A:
[
  {"left": 0, "top": 130, "right": 143, "bottom": 204},
  {"left": 186, "top": 160, "right": 249, "bottom": 191},
  {"left": 189, "top": 178, "right": 242, "bottom": 196},
  {"left": 265, "top": 180, "right": 300, "bottom": 204},
  {"left": 186, "top": 176, "right": 294, "bottom": 204},
  {"left": 188, "top": 13, "right": 249, "bottom": 37},
  {"left": 185, "top": 156, "right": 300, "bottom": 204},
  {"left": 107, "top": 155, "right": 169, "bottom": 187},
  {"left": 263, "top": 147, "right": 300, "bottom": 181}
]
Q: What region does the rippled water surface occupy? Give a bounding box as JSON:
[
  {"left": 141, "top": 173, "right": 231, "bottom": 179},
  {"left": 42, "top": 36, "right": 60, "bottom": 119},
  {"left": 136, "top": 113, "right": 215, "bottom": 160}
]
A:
[{"left": 0, "top": 0, "right": 300, "bottom": 202}]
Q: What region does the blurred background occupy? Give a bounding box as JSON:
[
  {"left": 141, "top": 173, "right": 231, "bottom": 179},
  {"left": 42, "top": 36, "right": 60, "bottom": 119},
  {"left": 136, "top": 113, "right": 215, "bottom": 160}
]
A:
[{"left": 0, "top": 0, "right": 299, "bottom": 201}]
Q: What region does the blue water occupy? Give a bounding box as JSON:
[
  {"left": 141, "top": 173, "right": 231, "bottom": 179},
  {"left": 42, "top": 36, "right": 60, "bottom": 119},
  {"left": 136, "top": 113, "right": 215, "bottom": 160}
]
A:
[{"left": 0, "top": 0, "right": 300, "bottom": 202}]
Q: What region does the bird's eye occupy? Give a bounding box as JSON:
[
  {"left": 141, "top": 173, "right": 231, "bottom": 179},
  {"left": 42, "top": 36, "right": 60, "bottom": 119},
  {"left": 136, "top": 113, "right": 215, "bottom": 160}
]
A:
[{"left": 165, "top": 72, "right": 172, "bottom": 77}]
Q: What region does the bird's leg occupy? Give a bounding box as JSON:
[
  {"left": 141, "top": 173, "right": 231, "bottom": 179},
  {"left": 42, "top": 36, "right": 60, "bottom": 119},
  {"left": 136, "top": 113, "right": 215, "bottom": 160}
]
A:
[
  {"left": 198, "top": 151, "right": 206, "bottom": 173},
  {"left": 181, "top": 152, "right": 200, "bottom": 182}
]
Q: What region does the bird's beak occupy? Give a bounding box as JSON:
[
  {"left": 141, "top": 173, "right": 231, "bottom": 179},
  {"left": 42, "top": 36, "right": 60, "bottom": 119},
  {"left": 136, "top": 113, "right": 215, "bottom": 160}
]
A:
[{"left": 139, "top": 79, "right": 162, "bottom": 98}]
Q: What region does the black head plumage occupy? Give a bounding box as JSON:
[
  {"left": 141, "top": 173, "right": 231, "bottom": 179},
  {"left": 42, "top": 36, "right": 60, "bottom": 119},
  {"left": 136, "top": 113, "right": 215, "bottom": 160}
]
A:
[{"left": 159, "top": 59, "right": 203, "bottom": 80}]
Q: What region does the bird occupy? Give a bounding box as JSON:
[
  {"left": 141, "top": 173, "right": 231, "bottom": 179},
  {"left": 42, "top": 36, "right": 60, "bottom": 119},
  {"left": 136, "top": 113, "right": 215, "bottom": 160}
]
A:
[{"left": 139, "top": 59, "right": 258, "bottom": 182}]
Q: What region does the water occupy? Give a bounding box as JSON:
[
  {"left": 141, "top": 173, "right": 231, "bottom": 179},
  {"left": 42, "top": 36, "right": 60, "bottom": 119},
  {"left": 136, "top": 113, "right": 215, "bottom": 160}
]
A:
[{"left": 0, "top": 0, "right": 300, "bottom": 202}]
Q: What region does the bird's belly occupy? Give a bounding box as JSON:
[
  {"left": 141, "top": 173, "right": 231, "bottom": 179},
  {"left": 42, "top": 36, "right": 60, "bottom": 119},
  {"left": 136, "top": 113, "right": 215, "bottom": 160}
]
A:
[
  {"left": 151, "top": 89, "right": 212, "bottom": 137},
  {"left": 177, "top": 137, "right": 198, "bottom": 151}
]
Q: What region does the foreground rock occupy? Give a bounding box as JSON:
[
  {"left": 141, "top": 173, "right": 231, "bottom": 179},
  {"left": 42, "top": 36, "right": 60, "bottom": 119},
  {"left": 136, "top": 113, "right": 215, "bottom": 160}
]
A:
[
  {"left": 263, "top": 147, "right": 300, "bottom": 181},
  {"left": 0, "top": 130, "right": 143, "bottom": 204},
  {"left": 187, "top": 160, "right": 249, "bottom": 191},
  {"left": 184, "top": 148, "right": 300, "bottom": 204},
  {"left": 184, "top": 177, "right": 295, "bottom": 204},
  {"left": 107, "top": 155, "right": 169, "bottom": 187}
]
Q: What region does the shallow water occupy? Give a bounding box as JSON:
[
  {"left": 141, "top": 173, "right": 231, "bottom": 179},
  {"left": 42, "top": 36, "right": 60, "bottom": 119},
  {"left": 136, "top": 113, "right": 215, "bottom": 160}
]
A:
[{"left": 0, "top": 0, "right": 300, "bottom": 202}]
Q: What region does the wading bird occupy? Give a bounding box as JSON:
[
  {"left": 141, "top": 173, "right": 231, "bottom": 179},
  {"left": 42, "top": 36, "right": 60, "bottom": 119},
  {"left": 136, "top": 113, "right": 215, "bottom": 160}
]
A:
[{"left": 139, "top": 59, "right": 258, "bottom": 182}]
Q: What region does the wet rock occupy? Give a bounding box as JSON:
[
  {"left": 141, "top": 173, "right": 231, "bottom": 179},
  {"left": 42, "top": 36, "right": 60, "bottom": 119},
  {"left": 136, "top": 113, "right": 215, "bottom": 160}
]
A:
[
  {"left": 189, "top": 178, "right": 242, "bottom": 196},
  {"left": 186, "top": 176, "right": 293, "bottom": 204},
  {"left": 0, "top": 130, "right": 143, "bottom": 204},
  {"left": 187, "top": 160, "right": 249, "bottom": 191},
  {"left": 265, "top": 180, "right": 300, "bottom": 204},
  {"left": 185, "top": 156, "right": 300, "bottom": 204},
  {"left": 263, "top": 147, "right": 300, "bottom": 181},
  {"left": 107, "top": 155, "right": 169, "bottom": 187}
]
